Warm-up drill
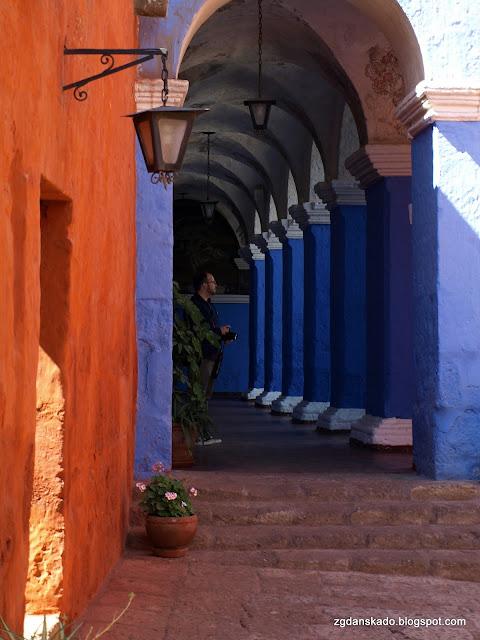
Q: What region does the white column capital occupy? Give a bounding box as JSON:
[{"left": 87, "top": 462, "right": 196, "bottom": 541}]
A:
[
  {"left": 314, "top": 180, "right": 366, "bottom": 210},
  {"left": 345, "top": 145, "right": 411, "bottom": 189},
  {"left": 255, "top": 230, "right": 283, "bottom": 252},
  {"left": 135, "top": 78, "right": 189, "bottom": 111},
  {"left": 395, "top": 83, "right": 480, "bottom": 139},
  {"left": 289, "top": 202, "right": 330, "bottom": 230},
  {"left": 269, "top": 219, "right": 303, "bottom": 241},
  {"left": 239, "top": 244, "right": 265, "bottom": 262},
  {"left": 234, "top": 257, "right": 250, "bottom": 271}
]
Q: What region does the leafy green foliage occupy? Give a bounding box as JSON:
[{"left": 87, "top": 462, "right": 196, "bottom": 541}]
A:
[
  {"left": 172, "top": 281, "right": 220, "bottom": 444},
  {"left": 138, "top": 467, "right": 196, "bottom": 517}
]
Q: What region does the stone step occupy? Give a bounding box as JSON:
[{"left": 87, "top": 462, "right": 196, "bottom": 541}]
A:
[
  {"left": 168, "top": 475, "right": 480, "bottom": 503},
  {"left": 185, "top": 548, "right": 480, "bottom": 583},
  {"left": 193, "top": 499, "right": 480, "bottom": 526},
  {"left": 130, "top": 477, "right": 480, "bottom": 525},
  {"left": 127, "top": 522, "right": 480, "bottom": 552},
  {"left": 124, "top": 543, "right": 480, "bottom": 583}
]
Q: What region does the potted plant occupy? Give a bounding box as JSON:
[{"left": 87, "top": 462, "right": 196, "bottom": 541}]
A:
[
  {"left": 172, "top": 281, "right": 219, "bottom": 466},
  {"left": 137, "top": 462, "right": 198, "bottom": 557}
]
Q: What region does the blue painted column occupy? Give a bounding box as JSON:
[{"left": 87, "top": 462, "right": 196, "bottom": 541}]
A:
[
  {"left": 134, "top": 142, "right": 173, "bottom": 478},
  {"left": 239, "top": 244, "right": 265, "bottom": 401},
  {"left": 290, "top": 203, "right": 331, "bottom": 422},
  {"left": 270, "top": 219, "right": 304, "bottom": 415},
  {"left": 345, "top": 145, "right": 413, "bottom": 447},
  {"left": 410, "top": 121, "right": 480, "bottom": 480},
  {"left": 315, "top": 181, "right": 367, "bottom": 431},
  {"left": 255, "top": 231, "right": 284, "bottom": 407}
]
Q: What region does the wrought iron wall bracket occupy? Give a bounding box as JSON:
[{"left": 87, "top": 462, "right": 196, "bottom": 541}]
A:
[{"left": 63, "top": 46, "right": 168, "bottom": 101}]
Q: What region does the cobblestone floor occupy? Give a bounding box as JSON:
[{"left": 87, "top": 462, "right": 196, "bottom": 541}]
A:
[{"left": 79, "top": 398, "right": 480, "bottom": 640}]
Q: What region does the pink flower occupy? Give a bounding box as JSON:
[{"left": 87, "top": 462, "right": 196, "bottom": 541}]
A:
[
  {"left": 181, "top": 501, "right": 187, "bottom": 507},
  {"left": 189, "top": 487, "right": 198, "bottom": 497},
  {"left": 151, "top": 461, "right": 165, "bottom": 474},
  {"left": 136, "top": 482, "right": 147, "bottom": 492},
  {"left": 165, "top": 492, "right": 177, "bottom": 501}
]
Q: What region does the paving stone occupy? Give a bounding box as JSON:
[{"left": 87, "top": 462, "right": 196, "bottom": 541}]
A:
[{"left": 78, "top": 399, "right": 480, "bottom": 639}]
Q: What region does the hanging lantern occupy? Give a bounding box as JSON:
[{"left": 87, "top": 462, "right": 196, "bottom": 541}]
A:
[
  {"left": 200, "top": 131, "right": 218, "bottom": 225},
  {"left": 200, "top": 200, "right": 216, "bottom": 224},
  {"left": 126, "top": 52, "right": 207, "bottom": 187},
  {"left": 129, "top": 107, "right": 208, "bottom": 187},
  {"left": 244, "top": 98, "right": 276, "bottom": 132},
  {"left": 244, "top": 0, "right": 276, "bottom": 134}
]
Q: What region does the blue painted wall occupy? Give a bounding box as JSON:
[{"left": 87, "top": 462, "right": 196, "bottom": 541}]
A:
[
  {"left": 248, "top": 261, "right": 265, "bottom": 390},
  {"left": 212, "top": 301, "right": 249, "bottom": 393},
  {"left": 330, "top": 204, "right": 366, "bottom": 408},
  {"left": 282, "top": 238, "right": 304, "bottom": 397},
  {"left": 365, "top": 177, "right": 413, "bottom": 419},
  {"left": 412, "top": 122, "right": 480, "bottom": 480},
  {"left": 303, "top": 224, "right": 330, "bottom": 402},
  {"left": 134, "top": 143, "right": 173, "bottom": 478}
]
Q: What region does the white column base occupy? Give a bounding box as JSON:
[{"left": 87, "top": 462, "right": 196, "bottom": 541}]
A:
[
  {"left": 241, "top": 387, "right": 264, "bottom": 401},
  {"left": 317, "top": 407, "right": 365, "bottom": 432},
  {"left": 292, "top": 400, "right": 330, "bottom": 422},
  {"left": 255, "top": 390, "right": 282, "bottom": 407},
  {"left": 271, "top": 395, "right": 303, "bottom": 414},
  {"left": 350, "top": 414, "right": 413, "bottom": 447}
]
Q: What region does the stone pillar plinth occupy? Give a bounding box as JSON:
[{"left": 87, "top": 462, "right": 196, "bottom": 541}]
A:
[
  {"left": 396, "top": 85, "right": 480, "bottom": 478},
  {"left": 270, "top": 219, "right": 304, "bottom": 415},
  {"left": 239, "top": 244, "right": 265, "bottom": 401},
  {"left": 314, "top": 180, "right": 367, "bottom": 432},
  {"left": 254, "top": 231, "right": 283, "bottom": 407},
  {"left": 345, "top": 145, "right": 413, "bottom": 448},
  {"left": 290, "top": 203, "right": 331, "bottom": 422}
]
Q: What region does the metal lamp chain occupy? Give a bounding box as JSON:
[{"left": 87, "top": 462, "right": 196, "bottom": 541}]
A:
[
  {"left": 257, "top": 0, "right": 263, "bottom": 98},
  {"left": 206, "top": 134, "right": 211, "bottom": 201},
  {"left": 161, "top": 53, "right": 169, "bottom": 106}
]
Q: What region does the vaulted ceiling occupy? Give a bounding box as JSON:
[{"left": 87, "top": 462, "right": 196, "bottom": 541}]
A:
[{"left": 170, "top": 0, "right": 405, "bottom": 242}]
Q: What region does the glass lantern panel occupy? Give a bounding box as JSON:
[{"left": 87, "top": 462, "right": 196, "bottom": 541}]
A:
[
  {"left": 136, "top": 119, "right": 154, "bottom": 167},
  {"left": 155, "top": 115, "right": 189, "bottom": 166},
  {"left": 251, "top": 102, "right": 267, "bottom": 128}
]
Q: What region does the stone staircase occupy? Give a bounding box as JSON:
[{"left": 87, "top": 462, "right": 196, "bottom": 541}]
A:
[{"left": 127, "top": 473, "right": 480, "bottom": 582}]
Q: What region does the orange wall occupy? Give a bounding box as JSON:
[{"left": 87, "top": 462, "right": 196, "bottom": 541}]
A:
[{"left": 0, "top": 1, "right": 138, "bottom": 631}]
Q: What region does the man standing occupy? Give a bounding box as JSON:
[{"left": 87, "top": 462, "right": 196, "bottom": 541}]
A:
[{"left": 191, "top": 271, "right": 231, "bottom": 444}]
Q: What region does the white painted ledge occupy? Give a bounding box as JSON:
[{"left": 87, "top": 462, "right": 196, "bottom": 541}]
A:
[
  {"left": 271, "top": 395, "right": 303, "bottom": 414},
  {"left": 292, "top": 400, "right": 330, "bottom": 422},
  {"left": 255, "top": 390, "right": 282, "bottom": 407},
  {"left": 317, "top": 407, "right": 365, "bottom": 432},
  {"left": 241, "top": 387, "right": 264, "bottom": 401},
  {"left": 350, "top": 414, "right": 412, "bottom": 447},
  {"left": 211, "top": 295, "right": 249, "bottom": 304}
]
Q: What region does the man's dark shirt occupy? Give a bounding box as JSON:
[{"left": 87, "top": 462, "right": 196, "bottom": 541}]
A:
[{"left": 190, "top": 292, "right": 221, "bottom": 361}]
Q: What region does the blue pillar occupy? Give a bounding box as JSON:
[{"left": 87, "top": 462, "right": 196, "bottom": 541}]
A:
[
  {"left": 270, "top": 219, "right": 304, "bottom": 414},
  {"left": 345, "top": 145, "right": 414, "bottom": 447},
  {"left": 134, "top": 143, "right": 173, "bottom": 478},
  {"left": 255, "top": 231, "right": 283, "bottom": 407},
  {"left": 290, "top": 203, "right": 331, "bottom": 422},
  {"left": 315, "top": 181, "right": 367, "bottom": 431},
  {"left": 411, "top": 121, "right": 480, "bottom": 480},
  {"left": 239, "top": 244, "right": 265, "bottom": 401},
  {"left": 365, "top": 177, "right": 413, "bottom": 414}
]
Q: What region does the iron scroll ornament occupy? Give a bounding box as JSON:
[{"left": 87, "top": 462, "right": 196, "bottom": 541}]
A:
[{"left": 62, "top": 47, "right": 168, "bottom": 102}]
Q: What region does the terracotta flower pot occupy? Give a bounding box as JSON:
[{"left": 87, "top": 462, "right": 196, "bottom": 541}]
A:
[
  {"left": 172, "top": 422, "right": 196, "bottom": 469},
  {"left": 145, "top": 514, "right": 198, "bottom": 557}
]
